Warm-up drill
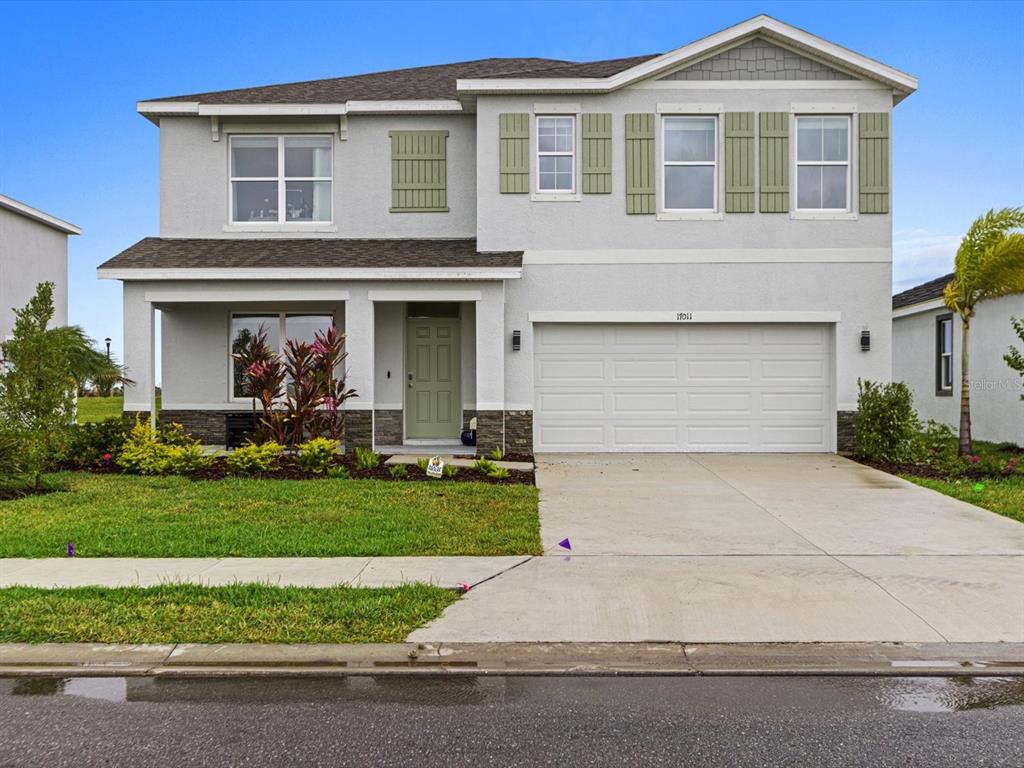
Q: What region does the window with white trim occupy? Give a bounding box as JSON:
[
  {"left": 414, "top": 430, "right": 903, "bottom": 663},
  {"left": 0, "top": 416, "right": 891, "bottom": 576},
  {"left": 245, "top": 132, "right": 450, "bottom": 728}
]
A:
[
  {"left": 662, "top": 116, "right": 717, "bottom": 211},
  {"left": 230, "top": 136, "right": 333, "bottom": 223},
  {"left": 796, "top": 116, "right": 850, "bottom": 211},
  {"left": 230, "top": 312, "right": 333, "bottom": 398},
  {"left": 536, "top": 116, "right": 575, "bottom": 193},
  {"left": 936, "top": 314, "right": 953, "bottom": 395}
]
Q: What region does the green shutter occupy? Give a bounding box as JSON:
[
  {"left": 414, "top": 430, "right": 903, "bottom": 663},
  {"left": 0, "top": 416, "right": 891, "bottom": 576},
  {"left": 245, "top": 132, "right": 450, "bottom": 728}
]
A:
[
  {"left": 581, "top": 113, "right": 612, "bottom": 194},
  {"left": 759, "top": 112, "right": 789, "bottom": 213},
  {"left": 388, "top": 130, "right": 448, "bottom": 212},
  {"left": 499, "top": 113, "right": 529, "bottom": 193},
  {"left": 624, "top": 113, "right": 655, "bottom": 214},
  {"left": 859, "top": 112, "right": 890, "bottom": 214},
  {"left": 725, "top": 112, "right": 755, "bottom": 213}
]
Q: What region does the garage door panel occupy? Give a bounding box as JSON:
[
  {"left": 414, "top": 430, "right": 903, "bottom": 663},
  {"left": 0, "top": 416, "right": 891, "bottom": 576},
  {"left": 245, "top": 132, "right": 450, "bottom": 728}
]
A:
[{"left": 534, "top": 323, "right": 832, "bottom": 453}]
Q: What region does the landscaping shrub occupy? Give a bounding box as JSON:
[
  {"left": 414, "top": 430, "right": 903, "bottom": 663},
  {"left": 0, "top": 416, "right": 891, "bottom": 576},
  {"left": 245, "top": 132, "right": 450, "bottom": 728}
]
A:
[
  {"left": 164, "top": 444, "right": 214, "bottom": 475},
  {"left": 388, "top": 463, "right": 408, "bottom": 479},
  {"left": 854, "top": 380, "right": 919, "bottom": 462},
  {"left": 416, "top": 457, "right": 430, "bottom": 472},
  {"left": 326, "top": 465, "right": 350, "bottom": 480},
  {"left": 224, "top": 441, "right": 284, "bottom": 475},
  {"left": 488, "top": 447, "right": 504, "bottom": 461},
  {"left": 488, "top": 466, "right": 510, "bottom": 480},
  {"left": 442, "top": 464, "right": 459, "bottom": 479},
  {"left": 296, "top": 437, "right": 339, "bottom": 475},
  {"left": 63, "top": 418, "right": 132, "bottom": 469},
  {"left": 908, "top": 420, "right": 962, "bottom": 475},
  {"left": 118, "top": 418, "right": 210, "bottom": 476},
  {"left": 354, "top": 447, "right": 381, "bottom": 470},
  {"left": 472, "top": 457, "right": 497, "bottom": 475}
]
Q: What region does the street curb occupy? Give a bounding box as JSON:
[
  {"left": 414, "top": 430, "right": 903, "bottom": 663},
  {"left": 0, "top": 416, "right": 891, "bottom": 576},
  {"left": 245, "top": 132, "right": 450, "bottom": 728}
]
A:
[{"left": 1, "top": 642, "right": 1023, "bottom": 678}]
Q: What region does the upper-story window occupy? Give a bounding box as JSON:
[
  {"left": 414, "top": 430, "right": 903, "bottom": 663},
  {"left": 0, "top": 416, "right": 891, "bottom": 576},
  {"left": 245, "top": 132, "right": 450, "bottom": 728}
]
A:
[
  {"left": 796, "top": 117, "right": 849, "bottom": 211},
  {"left": 936, "top": 314, "right": 954, "bottom": 395},
  {"left": 663, "top": 116, "right": 717, "bottom": 211},
  {"left": 230, "top": 136, "right": 333, "bottom": 224},
  {"left": 536, "top": 116, "right": 575, "bottom": 193}
]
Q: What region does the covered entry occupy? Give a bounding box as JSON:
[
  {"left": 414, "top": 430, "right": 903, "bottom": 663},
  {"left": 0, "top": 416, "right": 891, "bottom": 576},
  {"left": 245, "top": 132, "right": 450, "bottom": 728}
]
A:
[{"left": 532, "top": 321, "right": 834, "bottom": 452}]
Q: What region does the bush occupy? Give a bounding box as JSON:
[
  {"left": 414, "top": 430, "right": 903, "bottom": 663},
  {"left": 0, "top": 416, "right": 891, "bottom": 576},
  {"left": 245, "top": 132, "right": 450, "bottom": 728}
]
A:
[
  {"left": 854, "top": 380, "right": 919, "bottom": 462},
  {"left": 388, "top": 463, "right": 408, "bottom": 479},
  {"left": 157, "top": 422, "right": 196, "bottom": 447},
  {"left": 326, "top": 465, "right": 350, "bottom": 480},
  {"left": 487, "top": 466, "right": 510, "bottom": 480},
  {"left": 63, "top": 418, "right": 132, "bottom": 469},
  {"left": 296, "top": 437, "right": 339, "bottom": 475},
  {"left": 472, "top": 457, "right": 497, "bottom": 475},
  {"left": 908, "top": 421, "right": 961, "bottom": 475},
  {"left": 488, "top": 447, "right": 504, "bottom": 461},
  {"left": 165, "top": 444, "right": 214, "bottom": 474},
  {"left": 117, "top": 418, "right": 211, "bottom": 476},
  {"left": 354, "top": 447, "right": 381, "bottom": 470},
  {"left": 225, "top": 441, "right": 284, "bottom": 475},
  {"left": 416, "top": 457, "right": 430, "bottom": 472},
  {"left": 442, "top": 464, "right": 459, "bottom": 479}
]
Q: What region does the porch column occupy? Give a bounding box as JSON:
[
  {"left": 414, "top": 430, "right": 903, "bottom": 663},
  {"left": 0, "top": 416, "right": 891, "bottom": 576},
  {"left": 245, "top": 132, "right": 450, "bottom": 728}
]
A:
[
  {"left": 343, "top": 287, "right": 375, "bottom": 451},
  {"left": 121, "top": 283, "right": 157, "bottom": 428},
  {"left": 474, "top": 284, "right": 506, "bottom": 454}
]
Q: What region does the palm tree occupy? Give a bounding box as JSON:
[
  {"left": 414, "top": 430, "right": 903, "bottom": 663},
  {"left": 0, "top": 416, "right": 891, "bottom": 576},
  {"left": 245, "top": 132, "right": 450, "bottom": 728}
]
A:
[
  {"left": 48, "top": 326, "right": 132, "bottom": 396},
  {"left": 944, "top": 207, "right": 1024, "bottom": 456}
]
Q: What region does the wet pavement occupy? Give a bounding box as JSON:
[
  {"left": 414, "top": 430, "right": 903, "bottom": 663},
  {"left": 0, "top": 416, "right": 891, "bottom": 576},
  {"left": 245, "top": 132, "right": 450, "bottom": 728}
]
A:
[{"left": 0, "top": 675, "right": 1022, "bottom": 766}]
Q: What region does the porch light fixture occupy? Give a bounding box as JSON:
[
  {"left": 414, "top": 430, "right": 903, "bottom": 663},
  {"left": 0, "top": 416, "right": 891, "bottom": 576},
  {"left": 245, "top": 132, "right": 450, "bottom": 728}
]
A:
[
  {"left": 860, "top": 328, "right": 871, "bottom": 352},
  {"left": 512, "top": 330, "right": 521, "bottom": 351}
]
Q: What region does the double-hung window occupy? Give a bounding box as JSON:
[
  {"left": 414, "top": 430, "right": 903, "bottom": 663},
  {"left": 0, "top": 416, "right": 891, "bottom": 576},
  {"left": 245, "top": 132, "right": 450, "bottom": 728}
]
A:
[
  {"left": 230, "top": 312, "right": 334, "bottom": 398},
  {"left": 536, "top": 116, "right": 575, "bottom": 193},
  {"left": 230, "top": 136, "right": 333, "bottom": 224},
  {"left": 936, "top": 314, "right": 953, "bottom": 395},
  {"left": 663, "top": 116, "right": 717, "bottom": 211},
  {"left": 796, "top": 116, "right": 850, "bottom": 211}
]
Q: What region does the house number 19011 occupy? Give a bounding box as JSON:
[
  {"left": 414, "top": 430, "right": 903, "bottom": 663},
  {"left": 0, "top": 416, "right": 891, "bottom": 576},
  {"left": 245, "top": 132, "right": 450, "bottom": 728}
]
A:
[{"left": 676, "top": 312, "right": 693, "bottom": 321}]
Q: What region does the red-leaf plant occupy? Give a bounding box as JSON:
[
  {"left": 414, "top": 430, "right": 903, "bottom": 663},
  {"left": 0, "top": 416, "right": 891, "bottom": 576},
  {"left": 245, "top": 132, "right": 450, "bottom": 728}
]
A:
[{"left": 232, "top": 321, "right": 357, "bottom": 446}]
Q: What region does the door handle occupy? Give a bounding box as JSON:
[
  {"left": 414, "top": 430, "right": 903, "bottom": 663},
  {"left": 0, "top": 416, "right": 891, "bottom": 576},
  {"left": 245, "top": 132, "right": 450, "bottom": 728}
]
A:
[{"left": 407, "top": 372, "right": 414, "bottom": 388}]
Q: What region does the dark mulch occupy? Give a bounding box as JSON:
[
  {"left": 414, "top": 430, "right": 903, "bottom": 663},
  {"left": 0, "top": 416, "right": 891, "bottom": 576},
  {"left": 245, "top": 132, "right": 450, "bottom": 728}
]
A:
[
  {"left": 0, "top": 485, "right": 61, "bottom": 501},
  {"left": 188, "top": 454, "right": 535, "bottom": 486},
  {"left": 854, "top": 457, "right": 1014, "bottom": 481}
]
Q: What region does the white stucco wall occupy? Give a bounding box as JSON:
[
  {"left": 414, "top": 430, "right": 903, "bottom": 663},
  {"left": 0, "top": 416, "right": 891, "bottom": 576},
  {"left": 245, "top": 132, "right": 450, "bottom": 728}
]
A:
[
  {"left": 475, "top": 85, "right": 894, "bottom": 252},
  {"left": 159, "top": 114, "right": 476, "bottom": 239},
  {"left": 893, "top": 294, "right": 1024, "bottom": 446},
  {"left": 0, "top": 206, "right": 69, "bottom": 339}
]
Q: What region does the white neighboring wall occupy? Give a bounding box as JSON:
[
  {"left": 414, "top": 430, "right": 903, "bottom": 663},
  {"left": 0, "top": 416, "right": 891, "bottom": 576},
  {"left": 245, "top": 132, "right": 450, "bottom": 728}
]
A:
[
  {"left": 893, "top": 294, "right": 1024, "bottom": 446},
  {"left": 0, "top": 197, "right": 79, "bottom": 339}
]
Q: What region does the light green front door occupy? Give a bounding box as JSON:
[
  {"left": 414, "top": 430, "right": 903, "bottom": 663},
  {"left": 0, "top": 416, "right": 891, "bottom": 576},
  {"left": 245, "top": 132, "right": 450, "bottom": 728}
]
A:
[{"left": 405, "top": 318, "right": 461, "bottom": 439}]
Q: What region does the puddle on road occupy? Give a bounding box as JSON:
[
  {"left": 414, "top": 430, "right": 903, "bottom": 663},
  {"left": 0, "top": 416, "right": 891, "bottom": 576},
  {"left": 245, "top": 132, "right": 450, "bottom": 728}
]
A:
[{"left": 2, "top": 675, "right": 1024, "bottom": 713}]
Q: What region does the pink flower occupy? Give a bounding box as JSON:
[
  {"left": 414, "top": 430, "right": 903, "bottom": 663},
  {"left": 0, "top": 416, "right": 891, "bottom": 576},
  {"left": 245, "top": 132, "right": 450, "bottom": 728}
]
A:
[
  {"left": 246, "top": 361, "right": 266, "bottom": 378},
  {"left": 103, "top": 453, "right": 112, "bottom": 462},
  {"left": 969, "top": 455, "right": 980, "bottom": 464}
]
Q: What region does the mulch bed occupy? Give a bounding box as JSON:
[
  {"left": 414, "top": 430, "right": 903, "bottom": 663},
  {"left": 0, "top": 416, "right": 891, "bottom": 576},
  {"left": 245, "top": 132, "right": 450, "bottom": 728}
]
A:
[
  {"left": 854, "top": 457, "right": 1015, "bottom": 481},
  {"left": 191, "top": 454, "right": 536, "bottom": 486}
]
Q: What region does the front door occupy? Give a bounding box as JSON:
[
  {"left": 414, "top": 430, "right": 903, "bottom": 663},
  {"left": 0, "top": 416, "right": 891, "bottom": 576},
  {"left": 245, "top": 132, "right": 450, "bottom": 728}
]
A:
[{"left": 405, "top": 318, "right": 461, "bottom": 439}]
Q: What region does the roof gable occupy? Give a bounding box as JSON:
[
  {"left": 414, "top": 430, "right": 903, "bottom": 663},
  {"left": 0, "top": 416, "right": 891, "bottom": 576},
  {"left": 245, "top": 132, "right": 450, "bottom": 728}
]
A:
[{"left": 659, "top": 36, "right": 856, "bottom": 82}]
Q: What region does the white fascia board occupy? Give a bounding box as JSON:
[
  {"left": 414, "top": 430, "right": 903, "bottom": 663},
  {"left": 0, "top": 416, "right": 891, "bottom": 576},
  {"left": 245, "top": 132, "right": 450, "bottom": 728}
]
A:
[
  {"left": 345, "top": 100, "right": 463, "bottom": 113},
  {"left": 198, "top": 103, "right": 348, "bottom": 116},
  {"left": 98, "top": 267, "right": 522, "bottom": 281},
  {"left": 136, "top": 100, "right": 200, "bottom": 116},
  {"left": 367, "top": 289, "right": 484, "bottom": 302},
  {"left": 457, "top": 15, "right": 917, "bottom": 97},
  {"left": 522, "top": 248, "right": 890, "bottom": 264},
  {"left": 892, "top": 297, "right": 947, "bottom": 318},
  {"left": 145, "top": 287, "right": 351, "bottom": 303},
  {"left": 528, "top": 310, "right": 842, "bottom": 324},
  {"left": 139, "top": 100, "right": 463, "bottom": 119},
  {"left": 0, "top": 194, "right": 80, "bottom": 235}
]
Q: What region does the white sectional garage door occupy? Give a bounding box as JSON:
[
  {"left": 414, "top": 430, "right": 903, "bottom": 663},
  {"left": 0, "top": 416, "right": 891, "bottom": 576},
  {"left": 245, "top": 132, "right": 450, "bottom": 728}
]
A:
[{"left": 533, "top": 323, "right": 833, "bottom": 453}]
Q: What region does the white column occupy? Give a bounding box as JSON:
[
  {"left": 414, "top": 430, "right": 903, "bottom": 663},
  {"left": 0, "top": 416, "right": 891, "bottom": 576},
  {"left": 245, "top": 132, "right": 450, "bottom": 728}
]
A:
[
  {"left": 475, "top": 284, "right": 505, "bottom": 412},
  {"left": 121, "top": 283, "right": 155, "bottom": 423},
  {"left": 343, "top": 286, "right": 375, "bottom": 444}
]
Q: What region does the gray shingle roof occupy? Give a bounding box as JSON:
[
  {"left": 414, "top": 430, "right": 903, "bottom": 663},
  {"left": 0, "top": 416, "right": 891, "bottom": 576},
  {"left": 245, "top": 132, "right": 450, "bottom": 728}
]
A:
[
  {"left": 892, "top": 273, "right": 953, "bottom": 309},
  {"left": 98, "top": 238, "right": 522, "bottom": 271},
  {"left": 149, "top": 55, "right": 659, "bottom": 104}
]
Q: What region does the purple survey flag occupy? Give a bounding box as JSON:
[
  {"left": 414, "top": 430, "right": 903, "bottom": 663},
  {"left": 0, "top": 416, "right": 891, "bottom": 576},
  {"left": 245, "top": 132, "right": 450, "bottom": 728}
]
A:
[
  {"left": 557, "top": 538, "right": 571, "bottom": 551},
  {"left": 67, "top": 541, "right": 74, "bottom": 558}
]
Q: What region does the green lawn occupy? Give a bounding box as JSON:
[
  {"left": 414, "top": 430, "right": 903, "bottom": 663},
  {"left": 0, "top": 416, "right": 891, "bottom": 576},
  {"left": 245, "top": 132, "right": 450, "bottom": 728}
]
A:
[
  {"left": 0, "top": 472, "right": 541, "bottom": 557},
  {"left": 902, "top": 475, "right": 1024, "bottom": 525},
  {"left": 0, "top": 583, "right": 458, "bottom": 643},
  {"left": 76, "top": 395, "right": 124, "bottom": 423}
]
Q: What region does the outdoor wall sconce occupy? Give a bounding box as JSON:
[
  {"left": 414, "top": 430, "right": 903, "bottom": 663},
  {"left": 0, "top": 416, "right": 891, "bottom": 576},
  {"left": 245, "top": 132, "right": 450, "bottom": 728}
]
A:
[
  {"left": 512, "top": 330, "right": 521, "bottom": 351},
  {"left": 860, "top": 328, "right": 871, "bottom": 352}
]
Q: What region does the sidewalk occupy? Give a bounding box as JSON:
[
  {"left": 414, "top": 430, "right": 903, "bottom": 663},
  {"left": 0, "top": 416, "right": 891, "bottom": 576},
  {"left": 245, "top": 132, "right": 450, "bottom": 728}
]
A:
[
  {"left": 0, "top": 556, "right": 532, "bottom": 590},
  {"left": 1, "top": 641, "right": 1023, "bottom": 678}
]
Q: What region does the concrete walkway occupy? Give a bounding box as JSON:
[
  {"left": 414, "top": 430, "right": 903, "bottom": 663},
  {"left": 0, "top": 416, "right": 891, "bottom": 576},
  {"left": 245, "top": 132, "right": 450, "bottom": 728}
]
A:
[
  {"left": 0, "top": 556, "right": 530, "bottom": 590},
  {"left": 410, "top": 454, "right": 1024, "bottom": 644}
]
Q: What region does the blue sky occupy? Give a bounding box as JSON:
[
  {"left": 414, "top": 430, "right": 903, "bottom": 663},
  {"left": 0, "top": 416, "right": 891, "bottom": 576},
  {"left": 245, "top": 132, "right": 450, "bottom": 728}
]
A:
[{"left": 1, "top": 0, "right": 1022, "bottom": 361}]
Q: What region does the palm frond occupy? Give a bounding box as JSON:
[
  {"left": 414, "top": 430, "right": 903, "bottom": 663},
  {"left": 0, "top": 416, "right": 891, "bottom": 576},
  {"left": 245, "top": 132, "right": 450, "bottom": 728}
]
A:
[{"left": 946, "top": 207, "right": 1024, "bottom": 315}]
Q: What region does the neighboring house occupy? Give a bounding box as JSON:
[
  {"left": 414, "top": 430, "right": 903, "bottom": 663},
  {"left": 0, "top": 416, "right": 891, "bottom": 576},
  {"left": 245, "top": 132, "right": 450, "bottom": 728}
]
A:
[
  {"left": 0, "top": 194, "right": 80, "bottom": 342},
  {"left": 98, "top": 15, "right": 917, "bottom": 454},
  {"left": 893, "top": 275, "right": 1024, "bottom": 447}
]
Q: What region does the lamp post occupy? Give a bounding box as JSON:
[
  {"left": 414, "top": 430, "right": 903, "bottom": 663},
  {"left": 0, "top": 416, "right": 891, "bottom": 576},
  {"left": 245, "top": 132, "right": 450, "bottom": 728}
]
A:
[{"left": 104, "top": 337, "right": 111, "bottom": 361}]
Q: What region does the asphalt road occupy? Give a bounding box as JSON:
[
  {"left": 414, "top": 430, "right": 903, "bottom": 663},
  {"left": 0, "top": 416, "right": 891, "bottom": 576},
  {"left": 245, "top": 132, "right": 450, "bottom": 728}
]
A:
[{"left": 0, "top": 675, "right": 1022, "bottom": 767}]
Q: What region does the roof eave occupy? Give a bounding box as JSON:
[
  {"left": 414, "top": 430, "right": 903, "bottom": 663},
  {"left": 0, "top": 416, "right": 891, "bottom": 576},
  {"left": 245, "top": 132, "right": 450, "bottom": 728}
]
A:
[
  {"left": 97, "top": 266, "right": 522, "bottom": 281},
  {"left": 136, "top": 99, "right": 466, "bottom": 122},
  {"left": 0, "top": 194, "right": 81, "bottom": 235}
]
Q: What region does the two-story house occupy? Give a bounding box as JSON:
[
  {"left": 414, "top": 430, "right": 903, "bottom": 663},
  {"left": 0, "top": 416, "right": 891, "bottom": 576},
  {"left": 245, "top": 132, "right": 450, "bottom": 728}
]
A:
[{"left": 98, "top": 15, "right": 917, "bottom": 454}]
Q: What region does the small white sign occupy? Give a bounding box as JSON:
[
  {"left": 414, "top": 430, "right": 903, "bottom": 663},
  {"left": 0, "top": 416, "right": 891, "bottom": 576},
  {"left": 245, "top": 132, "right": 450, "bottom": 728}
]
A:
[{"left": 426, "top": 456, "right": 444, "bottom": 479}]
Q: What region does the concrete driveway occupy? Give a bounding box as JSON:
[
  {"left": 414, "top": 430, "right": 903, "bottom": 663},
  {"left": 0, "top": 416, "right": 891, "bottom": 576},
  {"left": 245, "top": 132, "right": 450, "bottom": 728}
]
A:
[{"left": 410, "top": 454, "right": 1024, "bottom": 643}]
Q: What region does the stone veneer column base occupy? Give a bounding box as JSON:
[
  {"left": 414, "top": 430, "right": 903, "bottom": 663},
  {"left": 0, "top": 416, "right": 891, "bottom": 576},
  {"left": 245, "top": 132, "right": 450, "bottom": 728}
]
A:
[
  {"left": 373, "top": 410, "right": 403, "bottom": 446},
  {"left": 126, "top": 410, "right": 230, "bottom": 445},
  {"left": 837, "top": 410, "right": 857, "bottom": 455},
  {"left": 474, "top": 410, "right": 534, "bottom": 455},
  {"left": 345, "top": 410, "right": 373, "bottom": 452}
]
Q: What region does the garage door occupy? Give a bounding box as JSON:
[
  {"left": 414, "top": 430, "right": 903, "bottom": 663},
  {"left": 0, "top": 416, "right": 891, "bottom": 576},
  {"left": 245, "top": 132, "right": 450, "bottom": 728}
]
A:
[{"left": 533, "top": 323, "right": 833, "bottom": 452}]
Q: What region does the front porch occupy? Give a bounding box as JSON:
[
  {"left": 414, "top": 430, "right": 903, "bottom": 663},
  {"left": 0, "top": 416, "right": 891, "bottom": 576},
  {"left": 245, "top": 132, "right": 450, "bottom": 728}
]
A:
[{"left": 120, "top": 280, "right": 531, "bottom": 454}]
